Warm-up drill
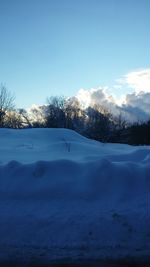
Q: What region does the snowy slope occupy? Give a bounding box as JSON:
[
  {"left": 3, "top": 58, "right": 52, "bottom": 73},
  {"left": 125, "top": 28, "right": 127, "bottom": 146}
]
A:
[{"left": 0, "top": 128, "right": 150, "bottom": 262}]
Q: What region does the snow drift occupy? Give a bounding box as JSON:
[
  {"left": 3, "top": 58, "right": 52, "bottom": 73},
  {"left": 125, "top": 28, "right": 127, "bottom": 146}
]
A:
[{"left": 0, "top": 128, "right": 150, "bottom": 262}]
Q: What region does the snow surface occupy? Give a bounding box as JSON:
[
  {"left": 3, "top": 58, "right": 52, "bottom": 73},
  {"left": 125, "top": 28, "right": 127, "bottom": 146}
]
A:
[{"left": 0, "top": 128, "right": 150, "bottom": 262}]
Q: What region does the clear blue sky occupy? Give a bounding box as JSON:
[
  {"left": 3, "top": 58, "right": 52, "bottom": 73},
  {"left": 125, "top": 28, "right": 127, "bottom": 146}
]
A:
[{"left": 0, "top": 0, "right": 150, "bottom": 108}]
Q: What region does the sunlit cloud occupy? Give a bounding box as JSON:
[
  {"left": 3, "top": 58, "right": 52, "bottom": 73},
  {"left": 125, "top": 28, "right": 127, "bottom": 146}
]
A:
[
  {"left": 121, "top": 68, "right": 150, "bottom": 93},
  {"left": 76, "top": 88, "right": 92, "bottom": 108},
  {"left": 27, "top": 69, "right": 150, "bottom": 123},
  {"left": 75, "top": 68, "right": 150, "bottom": 122},
  {"left": 76, "top": 87, "right": 116, "bottom": 109}
]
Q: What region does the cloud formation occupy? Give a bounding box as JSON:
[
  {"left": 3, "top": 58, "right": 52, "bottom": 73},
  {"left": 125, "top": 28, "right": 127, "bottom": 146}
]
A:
[
  {"left": 122, "top": 68, "right": 150, "bottom": 93},
  {"left": 26, "top": 69, "right": 150, "bottom": 123},
  {"left": 76, "top": 87, "right": 115, "bottom": 108},
  {"left": 76, "top": 88, "right": 120, "bottom": 117},
  {"left": 76, "top": 69, "right": 150, "bottom": 122},
  {"left": 123, "top": 92, "right": 150, "bottom": 121}
]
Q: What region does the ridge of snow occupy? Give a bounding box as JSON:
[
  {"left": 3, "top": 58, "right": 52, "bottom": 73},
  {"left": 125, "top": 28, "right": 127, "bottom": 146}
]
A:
[{"left": 0, "top": 128, "right": 150, "bottom": 262}]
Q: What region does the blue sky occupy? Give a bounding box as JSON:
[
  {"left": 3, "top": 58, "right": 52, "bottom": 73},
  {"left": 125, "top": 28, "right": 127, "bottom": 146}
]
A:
[{"left": 0, "top": 0, "right": 150, "bottom": 108}]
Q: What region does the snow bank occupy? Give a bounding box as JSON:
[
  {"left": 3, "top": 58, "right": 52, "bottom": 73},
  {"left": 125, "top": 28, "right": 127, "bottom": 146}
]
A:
[{"left": 0, "top": 128, "right": 150, "bottom": 262}]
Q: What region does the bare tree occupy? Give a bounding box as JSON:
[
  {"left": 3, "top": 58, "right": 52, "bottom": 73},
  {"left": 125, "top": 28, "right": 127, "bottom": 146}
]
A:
[
  {"left": 18, "top": 109, "right": 32, "bottom": 128},
  {"left": 86, "top": 105, "right": 113, "bottom": 142},
  {"left": 45, "top": 96, "right": 66, "bottom": 128},
  {"left": 64, "top": 97, "right": 85, "bottom": 130},
  {"left": 0, "top": 85, "right": 15, "bottom": 127},
  {"left": 4, "top": 110, "right": 23, "bottom": 129}
]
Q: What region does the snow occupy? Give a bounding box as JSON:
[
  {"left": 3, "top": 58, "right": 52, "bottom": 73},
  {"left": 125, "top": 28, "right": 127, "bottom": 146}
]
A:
[{"left": 0, "top": 128, "right": 150, "bottom": 263}]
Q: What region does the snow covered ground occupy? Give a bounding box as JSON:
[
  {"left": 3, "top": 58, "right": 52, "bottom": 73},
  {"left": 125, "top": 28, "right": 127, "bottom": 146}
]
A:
[{"left": 0, "top": 128, "right": 150, "bottom": 263}]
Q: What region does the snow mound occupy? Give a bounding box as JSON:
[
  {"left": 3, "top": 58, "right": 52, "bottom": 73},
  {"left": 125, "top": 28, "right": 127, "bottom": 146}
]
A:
[{"left": 0, "top": 128, "right": 150, "bottom": 262}]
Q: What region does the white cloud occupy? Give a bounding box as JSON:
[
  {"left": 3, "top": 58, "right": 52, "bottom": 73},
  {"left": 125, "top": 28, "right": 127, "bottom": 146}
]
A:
[
  {"left": 76, "top": 87, "right": 123, "bottom": 120},
  {"left": 126, "top": 92, "right": 150, "bottom": 111},
  {"left": 76, "top": 87, "right": 116, "bottom": 109},
  {"left": 27, "top": 69, "right": 150, "bottom": 123},
  {"left": 76, "top": 88, "right": 92, "bottom": 108},
  {"left": 76, "top": 68, "right": 150, "bottom": 122},
  {"left": 123, "top": 68, "right": 150, "bottom": 93}
]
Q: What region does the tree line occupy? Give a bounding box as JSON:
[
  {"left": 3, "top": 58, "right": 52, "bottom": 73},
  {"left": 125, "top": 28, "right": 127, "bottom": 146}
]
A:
[{"left": 0, "top": 85, "right": 150, "bottom": 145}]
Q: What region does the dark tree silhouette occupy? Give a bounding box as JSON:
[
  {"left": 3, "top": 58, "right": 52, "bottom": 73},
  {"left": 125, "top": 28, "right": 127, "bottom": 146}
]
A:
[{"left": 0, "top": 85, "right": 15, "bottom": 127}]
